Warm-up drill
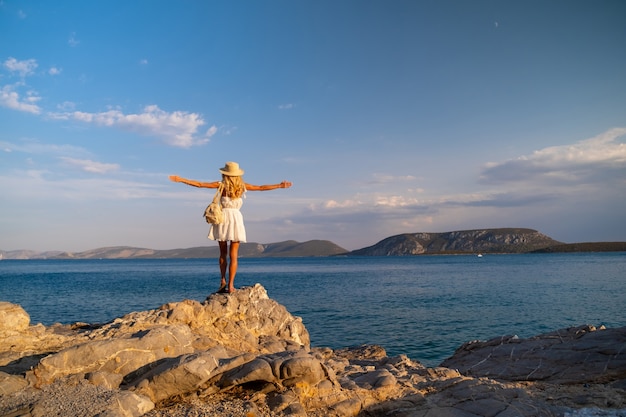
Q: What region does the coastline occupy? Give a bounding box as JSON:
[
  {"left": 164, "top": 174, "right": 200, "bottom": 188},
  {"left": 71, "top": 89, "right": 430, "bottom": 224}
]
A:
[{"left": 1, "top": 286, "right": 625, "bottom": 416}]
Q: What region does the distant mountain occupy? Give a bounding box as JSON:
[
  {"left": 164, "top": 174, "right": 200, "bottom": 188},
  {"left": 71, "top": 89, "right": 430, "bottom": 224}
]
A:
[
  {"left": 348, "top": 228, "right": 564, "bottom": 256},
  {"left": 1, "top": 240, "right": 347, "bottom": 260},
  {"left": 50, "top": 246, "right": 154, "bottom": 259},
  {"left": 0, "top": 249, "right": 64, "bottom": 260},
  {"left": 133, "top": 240, "right": 348, "bottom": 259},
  {"left": 531, "top": 242, "right": 626, "bottom": 253}
]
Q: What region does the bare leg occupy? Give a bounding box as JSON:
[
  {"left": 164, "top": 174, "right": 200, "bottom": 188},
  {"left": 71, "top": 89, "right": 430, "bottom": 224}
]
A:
[
  {"left": 218, "top": 241, "right": 228, "bottom": 291},
  {"left": 228, "top": 241, "right": 240, "bottom": 293}
]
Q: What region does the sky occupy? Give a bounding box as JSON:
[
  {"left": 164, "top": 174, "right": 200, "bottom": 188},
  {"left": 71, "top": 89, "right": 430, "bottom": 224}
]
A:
[{"left": 1, "top": 0, "right": 625, "bottom": 252}]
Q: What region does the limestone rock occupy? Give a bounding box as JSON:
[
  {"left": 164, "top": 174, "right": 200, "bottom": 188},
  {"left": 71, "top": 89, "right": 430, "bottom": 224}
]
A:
[
  {"left": 441, "top": 325, "right": 626, "bottom": 384},
  {"left": 86, "top": 371, "right": 124, "bottom": 390},
  {"left": 97, "top": 391, "right": 155, "bottom": 417},
  {"left": 0, "top": 301, "right": 30, "bottom": 332},
  {"left": 353, "top": 368, "right": 396, "bottom": 389},
  {"left": 217, "top": 349, "right": 329, "bottom": 392},
  {"left": 130, "top": 347, "right": 233, "bottom": 403},
  {"left": 87, "top": 283, "right": 309, "bottom": 353},
  {"left": 0, "top": 371, "right": 28, "bottom": 395},
  {"left": 34, "top": 324, "right": 196, "bottom": 385}
]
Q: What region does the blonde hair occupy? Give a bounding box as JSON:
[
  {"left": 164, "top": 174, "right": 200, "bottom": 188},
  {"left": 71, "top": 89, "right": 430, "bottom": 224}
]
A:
[{"left": 222, "top": 175, "right": 245, "bottom": 198}]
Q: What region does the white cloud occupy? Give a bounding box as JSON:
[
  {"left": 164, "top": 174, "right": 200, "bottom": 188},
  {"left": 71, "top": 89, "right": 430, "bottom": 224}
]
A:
[
  {"left": 375, "top": 195, "right": 419, "bottom": 207},
  {"left": 278, "top": 103, "right": 295, "bottom": 110},
  {"left": 49, "top": 66, "right": 62, "bottom": 75},
  {"left": 57, "top": 101, "right": 76, "bottom": 111},
  {"left": 50, "top": 105, "right": 216, "bottom": 148},
  {"left": 206, "top": 125, "right": 218, "bottom": 137},
  {"left": 139, "top": 59, "right": 148, "bottom": 65},
  {"left": 1, "top": 58, "right": 43, "bottom": 113},
  {"left": 323, "top": 199, "right": 362, "bottom": 209},
  {"left": 1, "top": 169, "right": 167, "bottom": 203},
  {"left": 0, "top": 84, "right": 41, "bottom": 114},
  {"left": 319, "top": 193, "right": 425, "bottom": 211},
  {"left": 1, "top": 139, "right": 88, "bottom": 157},
  {"left": 68, "top": 32, "right": 80, "bottom": 47},
  {"left": 219, "top": 125, "right": 238, "bottom": 135},
  {"left": 60, "top": 157, "right": 120, "bottom": 174},
  {"left": 367, "top": 173, "right": 417, "bottom": 185},
  {"left": 480, "top": 128, "right": 626, "bottom": 184},
  {"left": 3, "top": 57, "right": 38, "bottom": 77}
]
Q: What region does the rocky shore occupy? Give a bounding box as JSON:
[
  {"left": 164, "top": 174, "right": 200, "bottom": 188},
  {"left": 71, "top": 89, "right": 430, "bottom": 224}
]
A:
[{"left": 1, "top": 285, "right": 625, "bottom": 416}]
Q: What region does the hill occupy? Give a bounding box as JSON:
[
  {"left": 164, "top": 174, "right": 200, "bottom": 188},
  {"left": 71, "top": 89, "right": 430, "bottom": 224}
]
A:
[
  {"left": 43, "top": 240, "right": 347, "bottom": 260},
  {"left": 0, "top": 250, "right": 64, "bottom": 260},
  {"left": 348, "top": 228, "right": 563, "bottom": 256},
  {"left": 531, "top": 241, "right": 626, "bottom": 253}
]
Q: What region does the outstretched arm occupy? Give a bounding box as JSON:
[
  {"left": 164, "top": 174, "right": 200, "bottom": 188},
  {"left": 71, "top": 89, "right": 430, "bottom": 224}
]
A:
[
  {"left": 245, "top": 181, "right": 292, "bottom": 191},
  {"left": 169, "top": 175, "right": 220, "bottom": 189}
]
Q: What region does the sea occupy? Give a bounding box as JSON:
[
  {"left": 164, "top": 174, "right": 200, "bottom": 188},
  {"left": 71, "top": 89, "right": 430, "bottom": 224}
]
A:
[{"left": 1, "top": 253, "right": 625, "bottom": 368}]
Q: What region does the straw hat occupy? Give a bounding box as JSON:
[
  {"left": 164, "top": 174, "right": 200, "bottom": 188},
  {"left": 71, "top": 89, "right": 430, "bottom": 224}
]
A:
[{"left": 219, "top": 161, "right": 245, "bottom": 176}]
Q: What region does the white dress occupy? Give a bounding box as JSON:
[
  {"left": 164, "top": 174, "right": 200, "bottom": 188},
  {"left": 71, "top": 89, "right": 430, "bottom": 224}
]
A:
[{"left": 208, "top": 189, "right": 247, "bottom": 242}]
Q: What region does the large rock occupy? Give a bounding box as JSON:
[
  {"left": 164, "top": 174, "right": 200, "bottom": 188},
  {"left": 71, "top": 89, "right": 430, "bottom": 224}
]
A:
[
  {"left": 34, "top": 324, "right": 196, "bottom": 385},
  {"left": 0, "top": 302, "right": 30, "bottom": 332},
  {"left": 128, "top": 347, "right": 233, "bottom": 403},
  {"left": 0, "top": 371, "right": 28, "bottom": 395},
  {"left": 86, "top": 283, "right": 309, "bottom": 353},
  {"left": 441, "top": 325, "right": 626, "bottom": 384}
]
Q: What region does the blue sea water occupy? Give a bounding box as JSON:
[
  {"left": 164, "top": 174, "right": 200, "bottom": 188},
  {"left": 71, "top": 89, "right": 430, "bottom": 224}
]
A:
[{"left": 1, "top": 253, "right": 625, "bottom": 367}]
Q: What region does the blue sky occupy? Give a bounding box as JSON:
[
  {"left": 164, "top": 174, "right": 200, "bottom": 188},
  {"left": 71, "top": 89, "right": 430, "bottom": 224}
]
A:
[{"left": 1, "top": 0, "right": 625, "bottom": 252}]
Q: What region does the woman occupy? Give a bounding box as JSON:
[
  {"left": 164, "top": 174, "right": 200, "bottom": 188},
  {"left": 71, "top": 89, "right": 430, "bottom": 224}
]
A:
[{"left": 169, "top": 162, "right": 292, "bottom": 294}]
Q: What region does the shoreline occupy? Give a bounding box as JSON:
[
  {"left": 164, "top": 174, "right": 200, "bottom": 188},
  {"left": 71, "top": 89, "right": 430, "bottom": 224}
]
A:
[{"left": 1, "top": 287, "right": 625, "bottom": 416}]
